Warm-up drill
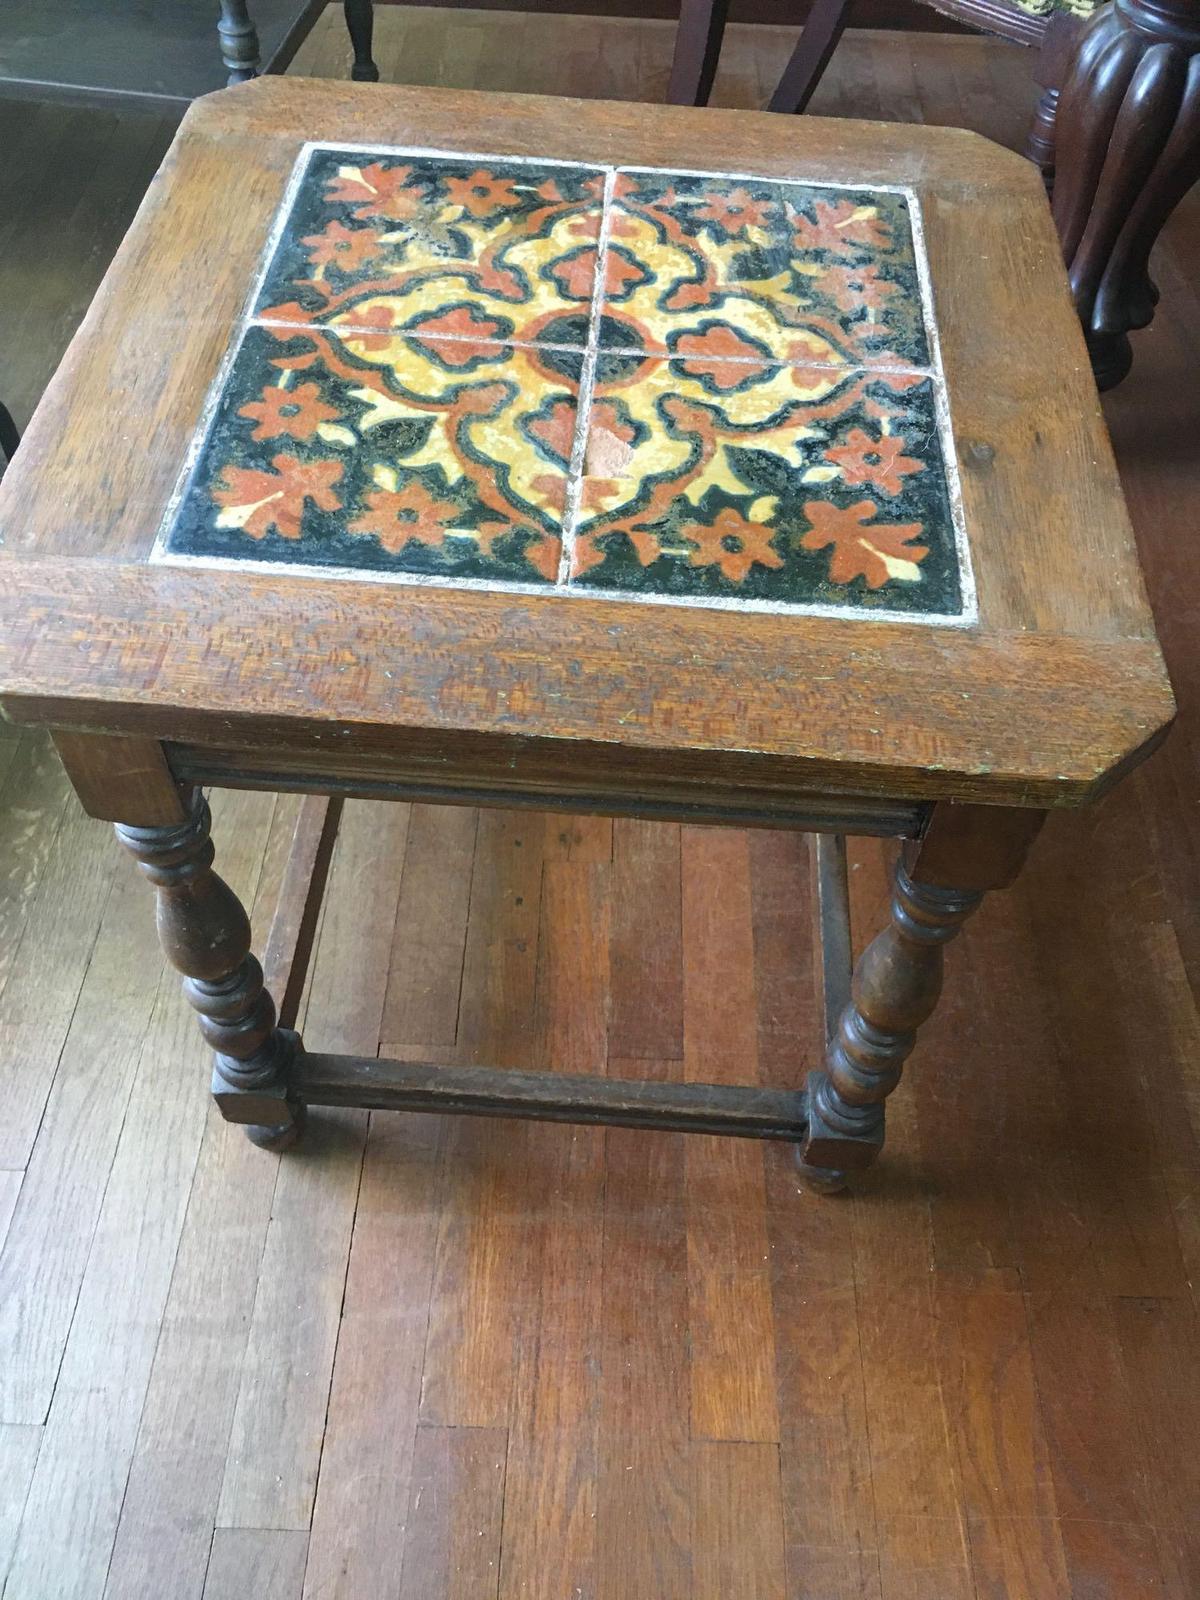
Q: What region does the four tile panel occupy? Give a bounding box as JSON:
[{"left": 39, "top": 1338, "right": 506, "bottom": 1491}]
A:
[{"left": 163, "top": 144, "right": 967, "bottom": 620}]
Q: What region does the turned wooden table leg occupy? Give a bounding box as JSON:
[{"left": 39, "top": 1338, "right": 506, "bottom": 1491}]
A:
[
  {"left": 217, "top": 0, "right": 262, "bottom": 84},
  {"left": 344, "top": 0, "right": 379, "bottom": 82},
  {"left": 798, "top": 804, "right": 1045, "bottom": 1192},
  {"left": 117, "top": 790, "right": 303, "bottom": 1151},
  {"left": 1052, "top": 0, "right": 1200, "bottom": 389}
]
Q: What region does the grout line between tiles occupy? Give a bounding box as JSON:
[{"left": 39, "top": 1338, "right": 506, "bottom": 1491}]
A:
[
  {"left": 557, "top": 166, "right": 618, "bottom": 588},
  {"left": 249, "top": 318, "right": 934, "bottom": 380},
  {"left": 252, "top": 319, "right": 592, "bottom": 357},
  {"left": 250, "top": 316, "right": 935, "bottom": 380}
]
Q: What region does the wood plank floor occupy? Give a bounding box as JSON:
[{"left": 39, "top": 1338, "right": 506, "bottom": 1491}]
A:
[{"left": 2, "top": 13, "right": 1199, "bottom": 1598}]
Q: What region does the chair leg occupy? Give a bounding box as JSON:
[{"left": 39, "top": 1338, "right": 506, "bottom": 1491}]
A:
[
  {"left": 1026, "top": 13, "right": 1083, "bottom": 192},
  {"left": 0, "top": 402, "right": 19, "bottom": 464},
  {"left": 767, "top": 0, "right": 853, "bottom": 114},
  {"left": 1051, "top": 0, "right": 1200, "bottom": 389},
  {"left": 344, "top": 0, "right": 379, "bottom": 81},
  {"left": 667, "top": 0, "right": 731, "bottom": 106},
  {"left": 217, "top": 0, "right": 261, "bottom": 84}
]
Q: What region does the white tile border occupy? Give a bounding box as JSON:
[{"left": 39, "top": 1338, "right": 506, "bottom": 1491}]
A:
[
  {"left": 158, "top": 545, "right": 971, "bottom": 626},
  {"left": 151, "top": 139, "right": 978, "bottom": 628}
]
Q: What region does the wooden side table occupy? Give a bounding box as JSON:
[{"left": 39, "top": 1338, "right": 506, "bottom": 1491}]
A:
[{"left": 0, "top": 79, "right": 1174, "bottom": 1192}]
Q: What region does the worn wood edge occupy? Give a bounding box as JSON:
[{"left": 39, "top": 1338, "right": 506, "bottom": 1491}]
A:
[
  {"left": 294, "top": 1052, "right": 810, "bottom": 1138},
  {"left": 183, "top": 72, "right": 1046, "bottom": 192},
  {"left": 0, "top": 561, "right": 1176, "bottom": 806},
  {"left": 262, "top": 793, "right": 344, "bottom": 1031}
]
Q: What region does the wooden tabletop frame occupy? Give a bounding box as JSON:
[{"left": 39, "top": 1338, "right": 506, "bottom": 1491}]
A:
[{"left": 0, "top": 79, "right": 1174, "bottom": 814}]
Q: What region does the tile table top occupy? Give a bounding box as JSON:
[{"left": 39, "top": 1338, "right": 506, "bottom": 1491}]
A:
[
  {"left": 0, "top": 80, "right": 1173, "bottom": 813},
  {"left": 158, "top": 143, "right": 972, "bottom": 624}
]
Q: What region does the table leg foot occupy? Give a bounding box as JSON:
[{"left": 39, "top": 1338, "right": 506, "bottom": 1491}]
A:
[
  {"left": 246, "top": 1098, "right": 307, "bottom": 1152},
  {"left": 795, "top": 1151, "right": 849, "bottom": 1195}
]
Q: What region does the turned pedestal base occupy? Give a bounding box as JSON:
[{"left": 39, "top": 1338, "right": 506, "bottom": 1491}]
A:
[{"left": 1053, "top": 0, "right": 1200, "bottom": 388}]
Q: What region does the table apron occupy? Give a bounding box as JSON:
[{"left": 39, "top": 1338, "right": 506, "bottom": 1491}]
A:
[{"left": 169, "top": 744, "right": 927, "bottom": 836}]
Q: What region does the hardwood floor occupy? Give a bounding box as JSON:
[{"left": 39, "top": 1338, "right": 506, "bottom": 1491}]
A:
[{"left": 1, "top": 13, "right": 1199, "bottom": 1598}]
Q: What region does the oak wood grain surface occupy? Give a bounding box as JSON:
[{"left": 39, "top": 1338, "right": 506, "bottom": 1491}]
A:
[
  {"left": 0, "top": 70, "right": 1175, "bottom": 810},
  {"left": 0, "top": 18, "right": 1198, "bottom": 1600}
]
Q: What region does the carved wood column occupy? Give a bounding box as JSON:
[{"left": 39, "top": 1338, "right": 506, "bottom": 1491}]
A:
[
  {"left": 1052, "top": 0, "right": 1200, "bottom": 387},
  {"left": 117, "top": 791, "right": 303, "bottom": 1150}
]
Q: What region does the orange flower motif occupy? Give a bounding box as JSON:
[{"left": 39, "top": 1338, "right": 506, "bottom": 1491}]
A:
[
  {"left": 348, "top": 481, "right": 462, "bottom": 554},
  {"left": 684, "top": 508, "right": 784, "bottom": 584},
  {"left": 819, "top": 264, "right": 897, "bottom": 315},
  {"left": 302, "top": 219, "right": 384, "bottom": 272},
  {"left": 412, "top": 307, "right": 505, "bottom": 345},
  {"left": 800, "top": 499, "right": 927, "bottom": 589},
  {"left": 674, "top": 324, "right": 767, "bottom": 390},
  {"left": 238, "top": 381, "right": 342, "bottom": 442},
  {"left": 548, "top": 247, "right": 643, "bottom": 302},
  {"left": 445, "top": 170, "right": 523, "bottom": 218},
  {"left": 528, "top": 398, "right": 578, "bottom": 466},
  {"left": 325, "top": 161, "right": 423, "bottom": 222},
  {"left": 792, "top": 198, "right": 891, "bottom": 257},
  {"left": 341, "top": 303, "right": 399, "bottom": 353},
  {"left": 548, "top": 249, "right": 599, "bottom": 302},
  {"left": 823, "top": 429, "right": 924, "bottom": 497},
  {"left": 583, "top": 402, "right": 637, "bottom": 478},
  {"left": 212, "top": 454, "right": 343, "bottom": 540},
  {"left": 524, "top": 532, "right": 563, "bottom": 581},
  {"left": 693, "top": 187, "right": 774, "bottom": 233}
]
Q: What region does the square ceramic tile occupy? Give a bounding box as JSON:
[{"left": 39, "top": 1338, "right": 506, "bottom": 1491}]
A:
[
  {"left": 600, "top": 171, "right": 930, "bottom": 370},
  {"left": 567, "top": 353, "right": 962, "bottom": 616},
  {"left": 253, "top": 146, "right": 607, "bottom": 347},
  {"left": 159, "top": 142, "right": 970, "bottom": 623},
  {"left": 166, "top": 323, "right": 577, "bottom": 584}
]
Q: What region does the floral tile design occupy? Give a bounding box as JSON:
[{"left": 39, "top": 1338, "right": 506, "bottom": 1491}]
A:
[
  {"left": 253, "top": 147, "right": 606, "bottom": 348},
  {"left": 167, "top": 324, "right": 577, "bottom": 583},
  {"left": 601, "top": 172, "right": 929, "bottom": 369},
  {"left": 569, "top": 354, "right": 960, "bottom": 615},
  {"left": 160, "top": 143, "right": 969, "bottom": 621}
]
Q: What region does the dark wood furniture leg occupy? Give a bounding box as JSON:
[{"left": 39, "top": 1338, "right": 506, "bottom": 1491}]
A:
[
  {"left": 1053, "top": 0, "right": 1200, "bottom": 388},
  {"left": 117, "top": 789, "right": 304, "bottom": 1151},
  {"left": 0, "top": 403, "right": 19, "bottom": 464},
  {"left": 767, "top": 0, "right": 853, "bottom": 114},
  {"left": 667, "top": 0, "right": 732, "bottom": 106},
  {"left": 344, "top": 0, "right": 380, "bottom": 82},
  {"left": 798, "top": 803, "right": 1045, "bottom": 1191},
  {"left": 217, "top": 0, "right": 262, "bottom": 84},
  {"left": 1027, "top": 12, "right": 1084, "bottom": 188}
]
